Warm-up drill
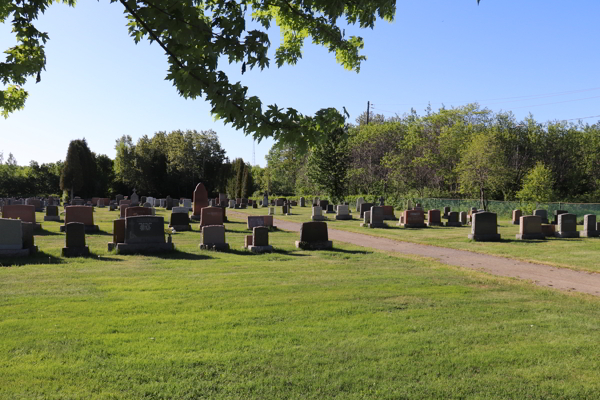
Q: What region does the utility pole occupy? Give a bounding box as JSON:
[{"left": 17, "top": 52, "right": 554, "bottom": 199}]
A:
[{"left": 366, "top": 101, "right": 370, "bottom": 125}]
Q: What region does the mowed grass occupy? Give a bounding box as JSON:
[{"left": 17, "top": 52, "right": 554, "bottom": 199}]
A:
[
  {"left": 241, "top": 205, "right": 600, "bottom": 273},
  {"left": 0, "top": 207, "right": 599, "bottom": 398}
]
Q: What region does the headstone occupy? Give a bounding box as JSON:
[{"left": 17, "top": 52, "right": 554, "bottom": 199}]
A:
[
  {"left": 200, "top": 206, "right": 224, "bottom": 227},
  {"left": 516, "top": 216, "right": 545, "bottom": 240},
  {"left": 263, "top": 194, "right": 269, "bottom": 207},
  {"left": 116, "top": 216, "right": 174, "bottom": 254},
  {"left": 61, "top": 205, "right": 98, "bottom": 232},
  {"left": 119, "top": 204, "right": 130, "bottom": 219},
  {"left": 290, "top": 201, "right": 297, "bottom": 207},
  {"left": 382, "top": 205, "right": 395, "bottom": 220},
  {"left": 300, "top": 197, "right": 306, "bottom": 207},
  {"left": 335, "top": 205, "right": 352, "bottom": 220},
  {"left": 378, "top": 196, "right": 385, "bottom": 206},
  {"left": 247, "top": 215, "right": 266, "bottom": 230},
  {"left": 512, "top": 210, "right": 522, "bottom": 225},
  {"left": 533, "top": 209, "right": 549, "bottom": 224},
  {"left": 281, "top": 204, "right": 290, "bottom": 215},
  {"left": 252, "top": 202, "right": 257, "bottom": 209},
  {"left": 229, "top": 199, "right": 236, "bottom": 209},
  {"left": 219, "top": 193, "right": 228, "bottom": 206},
  {"left": 21, "top": 222, "right": 37, "bottom": 253},
  {"left": 553, "top": 210, "right": 568, "bottom": 225},
  {"left": 360, "top": 206, "right": 387, "bottom": 228},
  {"left": 468, "top": 212, "right": 501, "bottom": 241},
  {"left": 166, "top": 196, "right": 173, "bottom": 210},
  {"left": 199, "top": 225, "right": 229, "bottom": 251},
  {"left": 356, "top": 197, "right": 365, "bottom": 212},
  {"left": 183, "top": 199, "right": 192, "bottom": 210},
  {"left": 268, "top": 207, "right": 275, "bottom": 216},
  {"left": 555, "top": 213, "right": 579, "bottom": 238},
  {"left": 169, "top": 212, "right": 191, "bottom": 231},
  {"left": 263, "top": 215, "right": 275, "bottom": 229},
  {"left": 244, "top": 235, "right": 253, "bottom": 248},
  {"left": 459, "top": 211, "right": 468, "bottom": 225},
  {"left": 326, "top": 204, "right": 335, "bottom": 214},
  {"left": 62, "top": 222, "right": 90, "bottom": 257},
  {"left": 116, "top": 194, "right": 124, "bottom": 204},
  {"left": 541, "top": 224, "right": 556, "bottom": 237},
  {"left": 247, "top": 226, "right": 273, "bottom": 253},
  {"left": 130, "top": 189, "right": 139, "bottom": 205},
  {"left": 445, "top": 211, "right": 462, "bottom": 227},
  {"left": 400, "top": 209, "right": 426, "bottom": 228},
  {"left": 2, "top": 204, "right": 39, "bottom": 229},
  {"left": 427, "top": 209, "right": 443, "bottom": 227},
  {"left": 120, "top": 199, "right": 132, "bottom": 206},
  {"left": 580, "top": 214, "right": 599, "bottom": 237},
  {"left": 359, "top": 202, "right": 374, "bottom": 219},
  {"left": 295, "top": 221, "right": 332, "bottom": 250},
  {"left": 125, "top": 206, "right": 152, "bottom": 218},
  {"left": 442, "top": 206, "right": 451, "bottom": 219},
  {"left": 313, "top": 197, "right": 320, "bottom": 206},
  {"left": 363, "top": 211, "right": 371, "bottom": 225},
  {"left": 160, "top": 199, "right": 166, "bottom": 208},
  {"left": 143, "top": 202, "right": 152, "bottom": 208},
  {"left": 0, "top": 218, "right": 29, "bottom": 257},
  {"left": 108, "top": 219, "right": 126, "bottom": 251},
  {"left": 172, "top": 207, "right": 189, "bottom": 214},
  {"left": 44, "top": 205, "right": 61, "bottom": 222},
  {"left": 96, "top": 199, "right": 105, "bottom": 208},
  {"left": 319, "top": 200, "right": 329, "bottom": 212},
  {"left": 312, "top": 206, "right": 326, "bottom": 221}
]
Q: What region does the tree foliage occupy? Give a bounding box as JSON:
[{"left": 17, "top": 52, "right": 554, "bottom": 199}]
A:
[
  {"left": 60, "top": 139, "right": 97, "bottom": 199},
  {"left": 1, "top": 0, "right": 396, "bottom": 147},
  {"left": 307, "top": 127, "right": 350, "bottom": 204},
  {"left": 516, "top": 162, "right": 554, "bottom": 203}
]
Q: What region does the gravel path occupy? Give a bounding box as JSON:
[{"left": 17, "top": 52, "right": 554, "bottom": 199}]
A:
[{"left": 229, "top": 211, "right": 600, "bottom": 296}]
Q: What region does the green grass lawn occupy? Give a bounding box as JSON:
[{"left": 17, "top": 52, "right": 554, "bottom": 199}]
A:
[
  {"left": 240, "top": 205, "right": 600, "bottom": 273},
  {"left": 0, "top": 207, "right": 599, "bottom": 399}
]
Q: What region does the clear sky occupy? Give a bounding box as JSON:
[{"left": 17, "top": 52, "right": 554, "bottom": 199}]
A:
[{"left": 1, "top": 1, "right": 599, "bottom": 167}]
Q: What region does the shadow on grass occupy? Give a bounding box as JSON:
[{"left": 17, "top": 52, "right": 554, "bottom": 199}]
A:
[
  {"left": 90, "top": 253, "right": 126, "bottom": 262},
  {"left": 36, "top": 228, "right": 62, "bottom": 236},
  {"left": 88, "top": 229, "right": 112, "bottom": 237},
  {"left": 328, "top": 247, "right": 373, "bottom": 255},
  {"left": 0, "top": 250, "right": 65, "bottom": 267},
  {"left": 151, "top": 249, "right": 213, "bottom": 261}
]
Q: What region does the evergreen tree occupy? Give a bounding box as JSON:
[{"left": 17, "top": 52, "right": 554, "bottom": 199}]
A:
[{"left": 307, "top": 127, "right": 350, "bottom": 204}]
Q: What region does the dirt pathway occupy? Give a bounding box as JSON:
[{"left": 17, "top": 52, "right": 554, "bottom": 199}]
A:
[{"left": 229, "top": 211, "right": 600, "bottom": 296}]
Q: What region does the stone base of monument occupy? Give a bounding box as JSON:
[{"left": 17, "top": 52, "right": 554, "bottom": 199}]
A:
[
  {"left": 60, "top": 225, "right": 98, "bottom": 233},
  {"left": 43, "top": 216, "right": 61, "bottom": 222},
  {"left": 311, "top": 216, "right": 327, "bottom": 221},
  {"left": 295, "top": 240, "right": 333, "bottom": 250},
  {"left": 247, "top": 245, "right": 273, "bottom": 254},
  {"left": 360, "top": 222, "right": 388, "bottom": 228},
  {"left": 468, "top": 233, "right": 501, "bottom": 241},
  {"left": 62, "top": 246, "right": 90, "bottom": 257},
  {"left": 400, "top": 223, "right": 427, "bottom": 228},
  {"left": 580, "top": 230, "right": 600, "bottom": 238},
  {"left": 554, "top": 231, "right": 580, "bottom": 238},
  {"left": 116, "top": 242, "right": 175, "bottom": 254},
  {"left": 199, "top": 243, "right": 230, "bottom": 251},
  {"left": 515, "top": 233, "right": 545, "bottom": 240},
  {"left": 169, "top": 224, "right": 191, "bottom": 231},
  {"left": 426, "top": 222, "right": 444, "bottom": 227},
  {"left": 335, "top": 215, "right": 352, "bottom": 220},
  {"left": 0, "top": 248, "right": 31, "bottom": 257},
  {"left": 445, "top": 222, "right": 462, "bottom": 227}
]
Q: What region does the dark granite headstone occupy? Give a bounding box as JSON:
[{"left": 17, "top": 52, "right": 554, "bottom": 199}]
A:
[
  {"left": 359, "top": 202, "right": 374, "bottom": 219},
  {"left": 468, "top": 212, "right": 501, "bottom": 241},
  {"left": 296, "top": 221, "right": 332, "bottom": 250},
  {"left": 169, "top": 212, "right": 191, "bottom": 231}
]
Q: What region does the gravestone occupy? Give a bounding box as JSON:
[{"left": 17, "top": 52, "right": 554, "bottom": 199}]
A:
[
  {"left": 119, "top": 204, "right": 130, "bottom": 219},
  {"left": 120, "top": 199, "right": 132, "bottom": 206},
  {"left": 541, "top": 224, "right": 556, "bottom": 237},
  {"left": 326, "top": 204, "right": 335, "bottom": 214},
  {"left": 160, "top": 199, "right": 166, "bottom": 208},
  {"left": 533, "top": 209, "right": 549, "bottom": 224},
  {"left": 2, "top": 204, "right": 40, "bottom": 229},
  {"left": 116, "top": 194, "right": 124, "bottom": 204},
  {"left": 252, "top": 202, "right": 257, "bottom": 209},
  {"left": 200, "top": 206, "right": 224, "bottom": 227},
  {"left": 361, "top": 206, "right": 387, "bottom": 228},
  {"left": 263, "top": 194, "right": 269, "bottom": 207},
  {"left": 268, "top": 207, "right": 275, "bottom": 216},
  {"left": 427, "top": 209, "right": 443, "bottom": 227},
  {"left": 125, "top": 206, "right": 152, "bottom": 218},
  {"left": 62, "top": 222, "right": 90, "bottom": 257},
  {"left": 378, "top": 196, "right": 385, "bottom": 206},
  {"left": 247, "top": 226, "right": 273, "bottom": 253},
  {"left": 356, "top": 197, "right": 365, "bottom": 212},
  {"left": 382, "top": 205, "right": 395, "bottom": 220},
  {"left": 166, "top": 196, "right": 173, "bottom": 210},
  {"left": 516, "top": 216, "right": 545, "bottom": 240},
  {"left": 442, "top": 206, "right": 451, "bottom": 219},
  {"left": 363, "top": 211, "right": 371, "bottom": 225},
  {"left": 130, "top": 189, "right": 139, "bottom": 206},
  {"left": 295, "top": 221, "right": 332, "bottom": 250},
  {"left": 400, "top": 209, "right": 426, "bottom": 228},
  {"left": 107, "top": 219, "right": 126, "bottom": 251},
  {"left": 512, "top": 210, "right": 522, "bottom": 225},
  {"left": 263, "top": 215, "right": 276, "bottom": 229},
  {"left": 300, "top": 197, "right": 305, "bottom": 207},
  {"left": 359, "top": 202, "right": 374, "bottom": 219},
  {"left": 468, "top": 212, "right": 501, "bottom": 241},
  {"left": 44, "top": 205, "right": 61, "bottom": 222},
  {"left": 97, "top": 199, "right": 105, "bottom": 208},
  {"left": 555, "top": 213, "right": 579, "bottom": 238},
  {"left": 199, "top": 225, "right": 229, "bottom": 251},
  {"left": 313, "top": 197, "right": 320, "bottom": 206},
  {"left": 445, "top": 211, "right": 462, "bottom": 227},
  {"left": 229, "top": 199, "right": 236, "bottom": 209},
  {"left": 143, "top": 202, "right": 152, "bottom": 208},
  {"left": 61, "top": 205, "right": 98, "bottom": 232},
  {"left": 182, "top": 199, "right": 192, "bottom": 210},
  {"left": 21, "top": 222, "right": 37, "bottom": 254},
  {"left": 335, "top": 205, "right": 352, "bottom": 220},
  {"left": 169, "top": 212, "right": 191, "bottom": 231},
  {"left": 459, "top": 211, "right": 468, "bottom": 226},
  {"left": 172, "top": 206, "right": 189, "bottom": 214},
  {"left": 580, "top": 214, "right": 599, "bottom": 237},
  {"left": 116, "top": 216, "right": 174, "bottom": 254},
  {"left": 553, "top": 210, "right": 568, "bottom": 225},
  {"left": 247, "top": 215, "right": 266, "bottom": 230},
  {"left": 276, "top": 198, "right": 285, "bottom": 206},
  {"left": 312, "top": 206, "right": 326, "bottom": 221},
  {"left": 0, "top": 218, "right": 29, "bottom": 257},
  {"left": 244, "top": 235, "right": 253, "bottom": 248},
  {"left": 219, "top": 193, "right": 228, "bottom": 206}
]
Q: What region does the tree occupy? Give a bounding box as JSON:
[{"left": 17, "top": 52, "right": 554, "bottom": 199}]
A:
[
  {"left": 1, "top": 0, "right": 396, "bottom": 148},
  {"left": 307, "top": 127, "right": 350, "bottom": 204},
  {"left": 457, "top": 132, "right": 510, "bottom": 210},
  {"left": 60, "top": 140, "right": 85, "bottom": 200},
  {"left": 516, "top": 162, "right": 554, "bottom": 204}
]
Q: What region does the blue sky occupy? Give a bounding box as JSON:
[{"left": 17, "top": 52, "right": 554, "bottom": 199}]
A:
[{"left": 1, "top": 1, "right": 599, "bottom": 167}]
